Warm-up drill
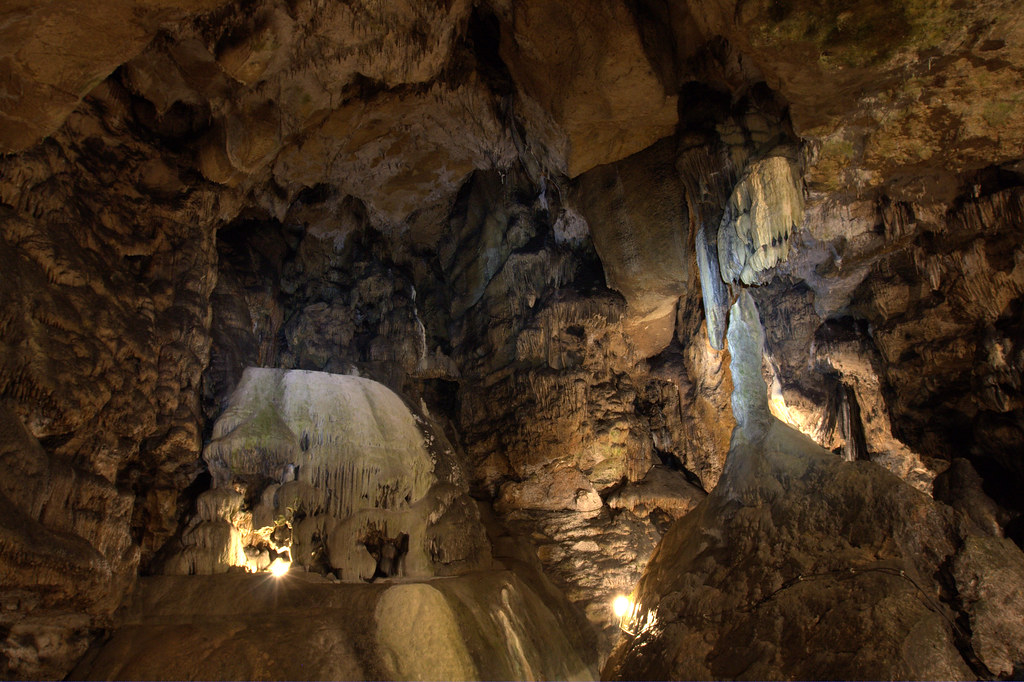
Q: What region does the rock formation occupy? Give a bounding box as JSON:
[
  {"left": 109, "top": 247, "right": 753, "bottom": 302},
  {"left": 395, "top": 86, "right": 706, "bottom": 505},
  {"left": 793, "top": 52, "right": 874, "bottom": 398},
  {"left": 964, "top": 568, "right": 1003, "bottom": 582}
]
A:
[
  {"left": 74, "top": 571, "right": 596, "bottom": 681},
  {"left": 605, "top": 292, "right": 1024, "bottom": 680},
  {"left": 162, "top": 368, "right": 490, "bottom": 582},
  {"left": 1, "top": 0, "right": 1024, "bottom": 679}
]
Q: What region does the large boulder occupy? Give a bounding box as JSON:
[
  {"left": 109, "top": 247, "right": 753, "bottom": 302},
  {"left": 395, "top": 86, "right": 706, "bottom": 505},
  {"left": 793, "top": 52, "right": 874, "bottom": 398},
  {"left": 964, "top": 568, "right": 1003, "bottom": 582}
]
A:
[
  {"left": 572, "top": 138, "right": 692, "bottom": 357},
  {"left": 499, "top": 0, "right": 678, "bottom": 177}
]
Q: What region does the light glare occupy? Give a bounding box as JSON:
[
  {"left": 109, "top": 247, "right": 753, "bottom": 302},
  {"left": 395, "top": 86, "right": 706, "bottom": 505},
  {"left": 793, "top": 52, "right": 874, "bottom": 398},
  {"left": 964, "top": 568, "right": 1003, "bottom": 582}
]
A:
[
  {"left": 612, "top": 594, "right": 632, "bottom": 619},
  {"left": 269, "top": 558, "right": 291, "bottom": 578}
]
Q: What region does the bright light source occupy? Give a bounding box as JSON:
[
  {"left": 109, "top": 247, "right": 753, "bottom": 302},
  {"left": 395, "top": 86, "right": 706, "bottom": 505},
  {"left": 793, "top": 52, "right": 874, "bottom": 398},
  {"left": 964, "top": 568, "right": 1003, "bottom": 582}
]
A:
[
  {"left": 269, "top": 558, "right": 291, "bottom": 578},
  {"left": 612, "top": 594, "right": 633, "bottom": 619}
]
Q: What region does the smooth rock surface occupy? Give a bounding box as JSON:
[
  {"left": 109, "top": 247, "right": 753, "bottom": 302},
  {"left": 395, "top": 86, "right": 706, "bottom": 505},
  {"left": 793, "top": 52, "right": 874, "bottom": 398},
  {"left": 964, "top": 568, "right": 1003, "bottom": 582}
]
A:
[
  {"left": 166, "top": 368, "right": 490, "bottom": 583},
  {"left": 499, "top": 0, "right": 678, "bottom": 177},
  {"left": 74, "top": 571, "right": 596, "bottom": 681}
]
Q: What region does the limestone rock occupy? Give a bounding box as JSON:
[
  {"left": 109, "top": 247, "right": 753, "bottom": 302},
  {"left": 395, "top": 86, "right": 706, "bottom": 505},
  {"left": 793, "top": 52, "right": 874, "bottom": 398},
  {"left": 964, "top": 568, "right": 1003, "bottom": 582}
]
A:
[
  {"left": 0, "top": 0, "right": 226, "bottom": 153},
  {"left": 572, "top": 138, "right": 692, "bottom": 357},
  {"left": 933, "top": 458, "right": 1009, "bottom": 539},
  {"left": 168, "top": 368, "right": 490, "bottom": 582},
  {"left": 502, "top": 508, "right": 661, "bottom": 665},
  {"left": 2, "top": 1, "right": 1024, "bottom": 678},
  {"left": 757, "top": 184, "right": 1024, "bottom": 511},
  {"left": 73, "top": 571, "right": 597, "bottom": 681},
  {"left": 499, "top": 0, "right": 678, "bottom": 177},
  {"left": 717, "top": 155, "right": 804, "bottom": 285},
  {"left": 440, "top": 168, "right": 539, "bottom": 320},
  {"left": 695, "top": 223, "right": 729, "bottom": 350},
  {"left": 605, "top": 293, "right": 1024, "bottom": 680},
  {"left": 677, "top": 137, "right": 736, "bottom": 351},
  {"left": 684, "top": 0, "right": 1024, "bottom": 192},
  {"left": 203, "top": 369, "right": 435, "bottom": 511},
  {"left": 606, "top": 465, "right": 707, "bottom": 520},
  {"left": 0, "top": 81, "right": 223, "bottom": 677},
  {"left": 0, "top": 406, "right": 136, "bottom": 679},
  {"left": 813, "top": 326, "right": 938, "bottom": 492},
  {"left": 951, "top": 536, "right": 1024, "bottom": 678},
  {"left": 496, "top": 465, "right": 603, "bottom": 514},
  {"left": 271, "top": 76, "right": 515, "bottom": 222}
]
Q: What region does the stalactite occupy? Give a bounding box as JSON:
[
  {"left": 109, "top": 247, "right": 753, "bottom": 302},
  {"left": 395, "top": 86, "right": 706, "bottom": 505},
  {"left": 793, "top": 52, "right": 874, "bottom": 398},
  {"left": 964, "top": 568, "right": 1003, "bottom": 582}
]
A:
[
  {"left": 836, "top": 382, "right": 869, "bottom": 463},
  {"left": 718, "top": 155, "right": 804, "bottom": 286}
]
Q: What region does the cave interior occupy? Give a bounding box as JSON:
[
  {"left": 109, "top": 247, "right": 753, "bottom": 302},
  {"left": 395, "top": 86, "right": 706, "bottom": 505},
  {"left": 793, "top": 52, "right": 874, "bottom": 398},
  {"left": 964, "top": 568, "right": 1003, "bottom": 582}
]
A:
[{"left": 2, "top": 0, "right": 1024, "bottom": 680}]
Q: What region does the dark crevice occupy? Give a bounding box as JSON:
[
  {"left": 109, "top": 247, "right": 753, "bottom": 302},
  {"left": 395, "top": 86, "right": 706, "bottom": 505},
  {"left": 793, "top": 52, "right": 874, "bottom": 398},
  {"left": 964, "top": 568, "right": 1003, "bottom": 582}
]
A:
[
  {"left": 837, "top": 383, "right": 869, "bottom": 462},
  {"left": 654, "top": 449, "right": 706, "bottom": 492},
  {"left": 462, "top": 7, "right": 516, "bottom": 101}
]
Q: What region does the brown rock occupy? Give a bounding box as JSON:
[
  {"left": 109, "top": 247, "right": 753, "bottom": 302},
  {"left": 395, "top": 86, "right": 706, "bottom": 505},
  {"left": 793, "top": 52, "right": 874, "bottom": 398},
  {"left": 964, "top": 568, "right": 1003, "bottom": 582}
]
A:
[
  {"left": 0, "top": 0, "right": 226, "bottom": 152},
  {"left": 605, "top": 293, "right": 1024, "bottom": 680},
  {"left": 684, "top": 0, "right": 1024, "bottom": 191},
  {"left": 73, "top": 571, "right": 597, "bottom": 681},
  {"left": 606, "top": 465, "right": 707, "bottom": 520},
  {"left": 952, "top": 536, "right": 1024, "bottom": 677},
  {"left": 572, "top": 138, "right": 692, "bottom": 358},
  {"left": 500, "top": 0, "right": 678, "bottom": 176},
  {"left": 272, "top": 77, "right": 514, "bottom": 222}
]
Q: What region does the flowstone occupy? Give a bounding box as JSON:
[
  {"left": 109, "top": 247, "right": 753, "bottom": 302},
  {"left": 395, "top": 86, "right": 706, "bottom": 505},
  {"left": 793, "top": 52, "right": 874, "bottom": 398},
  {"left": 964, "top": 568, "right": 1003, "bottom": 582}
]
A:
[
  {"left": 164, "top": 368, "right": 489, "bottom": 581},
  {"left": 73, "top": 571, "right": 596, "bottom": 681},
  {"left": 718, "top": 155, "right": 804, "bottom": 285}
]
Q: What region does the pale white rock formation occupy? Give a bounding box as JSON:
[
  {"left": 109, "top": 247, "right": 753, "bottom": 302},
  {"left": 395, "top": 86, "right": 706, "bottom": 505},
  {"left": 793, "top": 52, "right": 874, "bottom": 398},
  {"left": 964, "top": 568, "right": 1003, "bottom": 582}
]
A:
[
  {"left": 695, "top": 222, "right": 729, "bottom": 350},
  {"left": 205, "top": 368, "right": 434, "bottom": 514},
  {"left": 718, "top": 155, "right": 805, "bottom": 285},
  {"left": 166, "top": 368, "right": 489, "bottom": 581}
]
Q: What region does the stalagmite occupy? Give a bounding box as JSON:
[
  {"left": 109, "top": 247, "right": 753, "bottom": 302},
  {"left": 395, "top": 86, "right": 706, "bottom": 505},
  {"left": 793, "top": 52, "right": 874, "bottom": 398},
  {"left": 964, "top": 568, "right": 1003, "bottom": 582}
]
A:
[
  {"left": 3, "top": 0, "right": 1024, "bottom": 678},
  {"left": 605, "top": 291, "right": 1024, "bottom": 680}
]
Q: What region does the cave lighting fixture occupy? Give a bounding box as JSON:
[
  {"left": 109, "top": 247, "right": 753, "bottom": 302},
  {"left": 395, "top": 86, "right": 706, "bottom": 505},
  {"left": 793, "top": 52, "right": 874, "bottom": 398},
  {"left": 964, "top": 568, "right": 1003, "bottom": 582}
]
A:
[
  {"left": 612, "top": 594, "right": 633, "bottom": 619},
  {"left": 268, "top": 558, "right": 291, "bottom": 578}
]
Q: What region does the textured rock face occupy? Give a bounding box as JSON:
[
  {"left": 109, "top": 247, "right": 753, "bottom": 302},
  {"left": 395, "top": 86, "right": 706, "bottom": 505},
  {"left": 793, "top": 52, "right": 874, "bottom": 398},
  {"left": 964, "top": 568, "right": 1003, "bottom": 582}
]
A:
[
  {"left": 0, "top": 0, "right": 227, "bottom": 153},
  {"left": 2, "top": 0, "right": 1024, "bottom": 679},
  {"left": 0, "top": 78, "right": 223, "bottom": 678},
  {"left": 572, "top": 138, "right": 692, "bottom": 357},
  {"left": 605, "top": 294, "right": 1024, "bottom": 680},
  {"left": 717, "top": 154, "right": 804, "bottom": 286},
  {"left": 498, "top": 0, "right": 678, "bottom": 177},
  {"left": 441, "top": 166, "right": 711, "bottom": 658},
  {"left": 683, "top": 0, "right": 1024, "bottom": 191},
  {"left": 0, "top": 406, "right": 135, "bottom": 678},
  {"left": 750, "top": 179, "right": 1024, "bottom": 504}
]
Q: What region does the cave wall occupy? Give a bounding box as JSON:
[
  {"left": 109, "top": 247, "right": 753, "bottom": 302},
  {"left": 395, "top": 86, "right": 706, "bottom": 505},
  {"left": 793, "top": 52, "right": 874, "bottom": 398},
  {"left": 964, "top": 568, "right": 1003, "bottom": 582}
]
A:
[
  {"left": 1, "top": 0, "right": 1024, "bottom": 678},
  {"left": 0, "top": 75, "right": 235, "bottom": 675}
]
